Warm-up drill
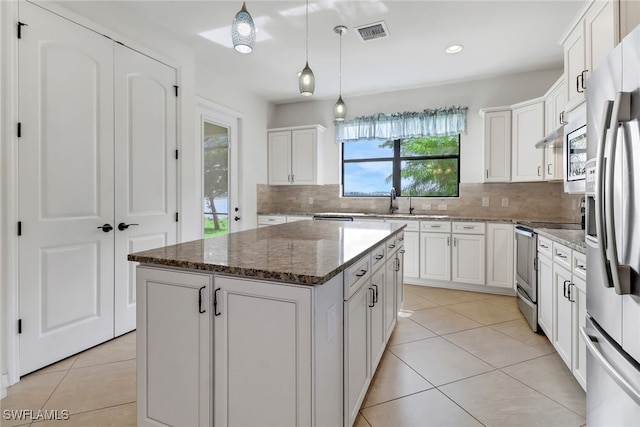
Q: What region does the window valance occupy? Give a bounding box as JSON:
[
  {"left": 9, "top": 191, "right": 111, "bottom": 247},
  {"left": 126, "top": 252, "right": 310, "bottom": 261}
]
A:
[{"left": 335, "top": 105, "right": 468, "bottom": 143}]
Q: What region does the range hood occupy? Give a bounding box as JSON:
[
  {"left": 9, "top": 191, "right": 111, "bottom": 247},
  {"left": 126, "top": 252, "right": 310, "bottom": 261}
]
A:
[{"left": 535, "top": 126, "right": 564, "bottom": 148}]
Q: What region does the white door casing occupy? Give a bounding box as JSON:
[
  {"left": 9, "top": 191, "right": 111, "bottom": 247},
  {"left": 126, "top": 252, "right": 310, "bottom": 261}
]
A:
[
  {"left": 114, "top": 43, "right": 177, "bottom": 336},
  {"left": 18, "top": 2, "right": 115, "bottom": 374}
]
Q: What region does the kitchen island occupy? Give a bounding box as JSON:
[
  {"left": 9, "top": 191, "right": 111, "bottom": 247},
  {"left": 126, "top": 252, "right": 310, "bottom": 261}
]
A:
[{"left": 128, "top": 220, "right": 406, "bottom": 427}]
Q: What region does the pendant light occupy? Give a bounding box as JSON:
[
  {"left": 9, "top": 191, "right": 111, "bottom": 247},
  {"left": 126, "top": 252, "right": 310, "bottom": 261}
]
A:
[
  {"left": 231, "top": 2, "right": 256, "bottom": 54},
  {"left": 333, "top": 25, "right": 347, "bottom": 121},
  {"left": 299, "top": 0, "right": 315, "bottom": 96}
]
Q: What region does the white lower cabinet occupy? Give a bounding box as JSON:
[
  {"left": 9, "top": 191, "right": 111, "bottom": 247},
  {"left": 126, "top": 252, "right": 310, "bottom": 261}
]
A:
[
  {"left": 369, "top": 267, "right": 386, "bottom": 374},
  {"left": 420, "top": 232, "right": 451, "bottom": 281},
  {"left": 572, "top": 276, "right": 587, "bottom": 389},
  {"left": 402, "top": 231, "right": 419, "bottom": 279},
  {"left": 553, "top": 264, "right": 574, "bottom": 367},
  {"left": 486, "top": 223, "right": 514, "bottom": 289},
  {"left": 137, "top": 267, "right": 212, "bottom": 427},
  {"left": 537, "top": 253, "right": 554, "bottom": 338},
  {"left": 452, "top": 233, "right": 486, "bottom": 285}
]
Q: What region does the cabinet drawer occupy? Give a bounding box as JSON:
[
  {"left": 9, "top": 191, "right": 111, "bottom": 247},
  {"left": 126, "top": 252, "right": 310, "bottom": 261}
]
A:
[
  {"left": 344, "top": 255, "right": 372, "bottom": 300},
  {"left": 553, "top": 242, "right": 572, "bottom": 270},
  {"left": 572, "top": 251, "right": 587, "bottom": 280},
  {"left": 386, "top": 219, "right": 419, "bottom": 232},
  {"left": 371, "top": 243, "right": 386, "bottom": 271},
  {"left": 257, "top": 215, "right": 286, "bottom": 226},
  {"left": 420, "top": 221, "right": 451, "bottom": 233},
  {"left": 538, "top": 236, "right": 553, "bottom": 258},
  {"left": 452, "top": 221, "right": 485, "bottom": 234}
]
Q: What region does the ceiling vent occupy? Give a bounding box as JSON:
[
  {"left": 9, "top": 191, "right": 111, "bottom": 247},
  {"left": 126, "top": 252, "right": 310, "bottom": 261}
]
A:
[{"left": 355, "top": 21, "right": 389, "bottom": 42}]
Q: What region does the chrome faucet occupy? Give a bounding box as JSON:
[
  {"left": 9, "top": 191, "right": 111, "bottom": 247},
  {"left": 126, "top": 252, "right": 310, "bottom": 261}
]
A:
[
  {"left": 408, "top": 195, "right": 415, "bottom": 215},
  {"left": 389, "top": 187, "right": 398, "bottom": 214}
]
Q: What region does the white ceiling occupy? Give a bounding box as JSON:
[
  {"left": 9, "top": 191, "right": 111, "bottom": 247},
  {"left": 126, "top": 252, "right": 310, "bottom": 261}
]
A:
[{"left": 55, "top": 0, "right": 585, "bottom": 105}]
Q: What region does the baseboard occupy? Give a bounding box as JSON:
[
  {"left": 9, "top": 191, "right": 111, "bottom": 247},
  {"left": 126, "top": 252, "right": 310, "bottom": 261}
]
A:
[
  {"left": 403, "top": 277, "right": 516, "bottom": 296},
  {"left": 1, "top": 373, "right": 9, "bottom": 399}
]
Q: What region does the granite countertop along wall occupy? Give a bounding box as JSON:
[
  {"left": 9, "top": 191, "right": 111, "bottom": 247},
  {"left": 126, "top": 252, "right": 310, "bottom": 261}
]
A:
[
  {"left": 536, "top": 228, "right": 586, "bottom": 254},
  {"left": 128, "top": 221, "right": 405, "bottom": 286}
]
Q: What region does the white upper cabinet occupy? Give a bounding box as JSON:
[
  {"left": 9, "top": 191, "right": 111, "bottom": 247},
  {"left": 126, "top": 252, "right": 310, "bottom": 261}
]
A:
[
  {"left": 543, "top": 77, "right": 566, "bottom": 181},
  {"left": 268, "top": 125, "right": 325, "bottom": 185},
  {"left": 481, "top": 108, "right": 512, "bottom": 183},
  {"left": 511, "top": 99, "right": 545, "bottom": 182},
  {"left": 563, "top": 0, "right": 619, "bottom": 111}
]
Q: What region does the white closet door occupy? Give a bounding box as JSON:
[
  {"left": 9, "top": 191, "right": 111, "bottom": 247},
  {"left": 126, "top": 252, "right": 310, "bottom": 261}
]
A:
[
  {"left": 18, "top": 2, "right": 115, "bottom": 375},
  {"left": 114, "top": 44, "right": 177, "bottom": 336}
]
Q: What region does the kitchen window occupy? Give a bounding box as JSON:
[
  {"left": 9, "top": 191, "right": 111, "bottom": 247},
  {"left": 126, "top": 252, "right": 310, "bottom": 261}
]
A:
[{"left": 342, "top": 135, "right": 460, "bottom": 197}]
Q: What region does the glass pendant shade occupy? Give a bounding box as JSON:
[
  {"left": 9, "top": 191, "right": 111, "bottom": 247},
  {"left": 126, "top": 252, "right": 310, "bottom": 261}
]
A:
[
  {"left": 334, "top": 96, "right": 346, "bottom": 121},
  {"left": 299, "top": 61, "right": 315, "bottom": 96},
  {"left": 232, "top": 2, "right": 255, "bottom": 54}
]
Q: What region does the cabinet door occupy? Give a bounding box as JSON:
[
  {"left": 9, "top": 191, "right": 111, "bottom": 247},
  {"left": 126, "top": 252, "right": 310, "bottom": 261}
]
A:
[
  {"left": 452, "top": 234, "right": 486, "bottom": 285},
  {"left": 291, "top": 128, "right": 317, "bottom": 185},
  {"left": 537, "top": 254, "right": 554, "bottom": 339},
  {"left": 384, "top": 258, "right": 397, "bottom": 341},
  {"left": 483, "top": 110, "right": 512, "bottom": 182},
  {"left": 396, "top": 248, "right": 405, "bottom": 313},
  {"left": 564, "top": 21, "right": 586, "bottom": 109},
  {"left": 572, "top": 276, "right": 587, "bottom": 390},
  {"left": 268, "top": 131, "right": 292, "bottom": 185},
  {"left": 486, "top": 224, "right": 514, "bottom": 289},
  {"left": 544, "top": 144, "right": 564, "bottom": 181},
  {"left": 403, "top": 231, "right": 420, "bottom": 279},
  {"left": 344, "top": 282, "right": 371, "bottom": 427},
  {"left": 136, "top": 267, "right": 211, "bottom": 427},
  {"left": 553, "top": 265, "right": 574, "bottom": 368},
  {"left": 512, "top": 101, "right": 545, "bottom": 182},
  {"left": 370, "top": 268, "right": 386, "bottom": 371},
  {"left": 214, "top": 276, "right": 312, "bottom": 427},
  {"left": 585, "top": 0, "right": 618, "bottom": 76},
  {"left": 420, "top": 232, "right": 451, "bottom": 281}
]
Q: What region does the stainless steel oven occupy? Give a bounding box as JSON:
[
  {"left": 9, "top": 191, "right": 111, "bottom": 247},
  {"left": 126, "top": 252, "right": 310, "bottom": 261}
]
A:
[{"left": 515, "top": 225, "right": 538, "bottom": 331}]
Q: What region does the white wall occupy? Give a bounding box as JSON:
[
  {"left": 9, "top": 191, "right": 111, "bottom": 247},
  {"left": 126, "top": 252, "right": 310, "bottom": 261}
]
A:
[{"left": 269, "top": 68, "right": 563, "bottom": 184}]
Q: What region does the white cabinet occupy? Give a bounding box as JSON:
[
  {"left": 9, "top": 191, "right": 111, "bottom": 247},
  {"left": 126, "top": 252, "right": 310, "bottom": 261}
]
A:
[
  {"left": 563, "top": 0, "right": 619, "bottom": 111},
  {"left": 486, "top": 223, "right": 514, "bottom": 289},
  {"left": 481, "top": 108, "right": 512, "bottom": 182},
  {"left": 268, "top": 125, "right": 325, "bottom": 185},
  {"left": 369, "top": 267, "right": 386, "bottom": 372},
  {"left": 537, "top": 251, "right": 554, "bottom": 338},
  {"left": 553, "top": 263, "right": 574, "bottom": 368},
  {"left": 386, "top": 219, "right": 419, "bottom": 280},
  {"left": 420, "top": 232, "right": 451, "bottom": 281},
  {"left": 257, "top": 214, "right": 286, "bottom": 227},
  {"left": 136, "top": 267, "right": 212, "bottom": 427},
  {"left": 511, "top": 99, "right": 545, "bottom": 182},
  {"left": 572, "top": 276, "right": 587, "bottom": 389},
  {"left": 452, "top": 223, "right": 486, "bottom": 286},
  {"left": 543, "top": 77, "right": 566, "bottom": 181},
  {"left": 385, "top": 242, "right": 400, "bottom": 339},
  {"left": 214, "top": 276, "right": 313, "bottom": 427}
]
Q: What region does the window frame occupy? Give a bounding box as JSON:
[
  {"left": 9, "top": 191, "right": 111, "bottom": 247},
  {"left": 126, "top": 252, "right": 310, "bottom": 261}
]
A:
[{"left": 341, "top": 136, "right": 461, "bottom": 198}]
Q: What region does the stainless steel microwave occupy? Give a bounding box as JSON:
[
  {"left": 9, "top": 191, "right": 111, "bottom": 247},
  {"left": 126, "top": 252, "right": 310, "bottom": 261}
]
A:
[{"left": 563, "top": 103, "right": 587, "bottom": 194}]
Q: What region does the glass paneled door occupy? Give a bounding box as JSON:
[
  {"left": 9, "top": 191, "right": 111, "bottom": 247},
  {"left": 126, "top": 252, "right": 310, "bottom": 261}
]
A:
[{"left": 203, "top": 122, "right": 230, "bottom": 237}]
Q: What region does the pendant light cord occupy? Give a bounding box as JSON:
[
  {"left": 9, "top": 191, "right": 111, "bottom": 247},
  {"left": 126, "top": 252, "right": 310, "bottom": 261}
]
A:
[
  {"left": 339, "top": 29, "right": 342, "bottom": 95},
  {"left": 305, "top": 0, "right": 309, "bottom": 63}
]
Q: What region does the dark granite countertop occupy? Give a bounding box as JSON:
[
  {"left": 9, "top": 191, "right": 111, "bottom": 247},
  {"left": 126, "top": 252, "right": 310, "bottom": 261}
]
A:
[{"left": 128, "top": 220, "right": 405, "bottom": 286}]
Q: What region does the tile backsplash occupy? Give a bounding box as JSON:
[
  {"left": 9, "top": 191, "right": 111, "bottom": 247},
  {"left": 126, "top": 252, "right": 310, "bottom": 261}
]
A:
[{"left": 257, "top": 182, "right": 583, "bottom": 223}]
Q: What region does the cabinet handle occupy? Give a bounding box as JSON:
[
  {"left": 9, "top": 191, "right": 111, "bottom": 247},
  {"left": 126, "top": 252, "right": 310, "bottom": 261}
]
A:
[
  {"left": 547, "top": 164, "right": 552, "bottom": 175},
  {"left": 398, "top": 237, "right": 404, "bottom": 242},
  {"left": 447, "top": 236, "right": 450, "bottom": 246},
  {"left": 356, "top": 269, "right": 367, "bottom": 277},
  {"left": 214, "top": 288, "right": 221, "bottom": 316},
  {"left": 287, "top": 175, "right": 291, "bottom": 182},
  {"left": 431, "top": 225, "right": 441, "bottom": 228},
  {"left": 540, "top": 243, "right": 549, "bottom": 249},
  {"left": 372, "top": 284, "right": 379, "bottom": 303},
  {"left": 563, "top": 280, "right": 570, "bottom": 299},
  {"left": 486, "top": 169, "right": 489, "bottom": 179},
  {"left": 369, "top": 288, "right": 375, "bottom": 308},
  {"left": 569, "top": 283, "right": 576, "bottom": 302},
  {"left": 463, "top": 226, "right": 475, "bottom": 230},
  {"left": 576, "top": 73, "right": 583, "bottom": 94},
  {"left": 399, "top": 249, "right": 405, "bottom": 254},
  {"left": 198, "top": 286, "right": 206, "bottom": 314},
  {"left": 577, "top": 264, "right": 586, "bottom": 271},
  {"left": 557, "top": 253, "right": 568, "bottom": 259},
  {"left": 454, "top": 237, "right": 457, "bottom": 247},
  {"left": 388, "top": 244, "right": 395, "bottom": 249},
  {"left": 375, "top": 254, "right": 384, "bottom": 260},
  {"left": 537, "top": 166, "right": 542, "bottom": 177},
  {"left": 291, "top": 174, "right": 295, "bottom": 183},
  {"left": 396, "top": 257, "right": 401, "bottom": 272}
]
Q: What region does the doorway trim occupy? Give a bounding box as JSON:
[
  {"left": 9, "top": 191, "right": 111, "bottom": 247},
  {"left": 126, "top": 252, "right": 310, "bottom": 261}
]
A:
[{"left": 196, "top": 98, "right": 243, "bottom": 236}]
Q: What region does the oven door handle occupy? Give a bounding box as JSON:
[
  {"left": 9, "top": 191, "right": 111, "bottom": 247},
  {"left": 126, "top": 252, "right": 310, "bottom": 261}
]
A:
[{"left": 514, "top": 226, "right": 535, "bottom": 238}]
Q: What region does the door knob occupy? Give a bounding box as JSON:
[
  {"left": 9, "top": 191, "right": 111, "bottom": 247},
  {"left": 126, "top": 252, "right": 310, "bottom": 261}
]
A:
[
  {"left": 118, "top": 222, "right": 139, "bottom": 231},
  {"left": 97, "top": 224, "right": 113, "bottom": 232}
]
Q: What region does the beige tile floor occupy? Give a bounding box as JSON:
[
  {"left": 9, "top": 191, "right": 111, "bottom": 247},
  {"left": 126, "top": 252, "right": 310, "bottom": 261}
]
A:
[{"left": 2, "top": 285, "right": 586, "bottom": 427}]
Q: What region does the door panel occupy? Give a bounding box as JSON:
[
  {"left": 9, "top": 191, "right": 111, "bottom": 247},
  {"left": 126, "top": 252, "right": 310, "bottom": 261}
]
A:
[
  {"left": 114, "top": 43, "right": 177, "bottom": 336},
  {"left": 18, "top": 1, "right": 115, "bottom": 375}
]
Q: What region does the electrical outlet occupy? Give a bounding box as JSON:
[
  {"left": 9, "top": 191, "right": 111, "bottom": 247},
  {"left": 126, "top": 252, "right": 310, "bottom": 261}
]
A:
[
  {"left": 308, "top": 197, "right": 313, "bottom": 205},
  {"left": 422, "top": 204, "right": 432, "bottom": 210},
  {"left": 502, "top": 198, "right": 509, "bottom": 207},
  {"left": 437, "top": 204, "right": 447, "bottom": 211},
  {"left": 340, "top": 202, "right": 348, "bottom": 208},
  {"left": 482, "top": 197, "right": 489, "bottom": 207}
]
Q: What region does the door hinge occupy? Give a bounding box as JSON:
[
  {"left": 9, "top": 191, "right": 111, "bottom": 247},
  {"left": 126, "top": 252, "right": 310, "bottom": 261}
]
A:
[
  {"left": 17, "top": 22, "right": 27, "bottom": 39},
  {"left": 17, "top": 122, "right": 22, "bottom": 138},
  {"left": 175, "top": 212, "right": 179, "bottom": 222},
  {"left": 175, "top": 149, "right": 179, "bottom": 160},
  {"left": 18, "top": 319, "right": 22, "bottom": 334},
  {"left": 173, "top": 85, "right": 179, "bottom": 97},
  {"left": 17, "top": 221, "right": 22, "bottom": 236}
]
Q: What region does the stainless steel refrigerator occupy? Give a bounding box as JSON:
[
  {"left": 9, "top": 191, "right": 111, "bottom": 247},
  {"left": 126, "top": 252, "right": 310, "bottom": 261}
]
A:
[{"left": 584, "top": 25, "right": 640, "bottom": 425}]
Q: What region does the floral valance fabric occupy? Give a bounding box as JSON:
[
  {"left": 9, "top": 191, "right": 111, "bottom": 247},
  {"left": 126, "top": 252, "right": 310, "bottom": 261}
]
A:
[{"left": 335, "top": 106, "right": 468, "bottom": 143}]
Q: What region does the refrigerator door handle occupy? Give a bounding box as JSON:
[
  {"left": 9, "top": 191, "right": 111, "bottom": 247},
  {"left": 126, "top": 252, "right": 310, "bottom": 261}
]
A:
[
  {"left": 604, "top": 92, "right": 632, "bottom": 295},
  {"left": 580, "top": 326, "right": 640, "bottom": 405},
  {"left": 595, "top": 100, "right": 614, "bottom": 289}
]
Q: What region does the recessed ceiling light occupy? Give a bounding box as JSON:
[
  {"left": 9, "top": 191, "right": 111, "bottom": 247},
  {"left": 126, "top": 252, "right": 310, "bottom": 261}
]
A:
[{"left": 446, "top": 44, "right": 464, "bottom": 54}]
